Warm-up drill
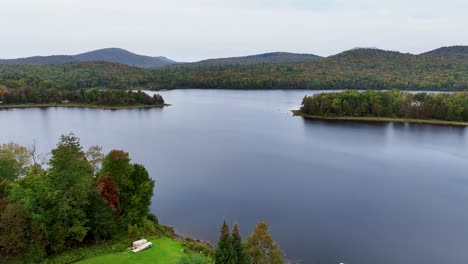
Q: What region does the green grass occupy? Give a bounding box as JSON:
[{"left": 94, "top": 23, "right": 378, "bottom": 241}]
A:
[
  {"left": 292, "top": 110, "right": 468, "bottom": 126},
  {"left": 76, "top": 237, "right": 198, "bottom": 264}
]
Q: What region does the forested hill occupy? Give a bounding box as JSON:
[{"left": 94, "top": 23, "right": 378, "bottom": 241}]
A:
[
  {"left": 331, "top": 48, "right": 414, "bottom": 60},
  {"left": 0, "top": 62, "right": 156, "bottom": 90},
  {"left": 0, "top": 47, "right": 467, "bottom": 91},
  {"left": 0, "top": 48, "right": 176, "bottom": 68},
  {"left": 421, "top": 46, "right": 468, "bottom": 60},
  {"left": 187, "top": 52, "right": 321, "bottom": 66},
  {"left": 152, "top": 48, "right": 468, "bottom": 90}
]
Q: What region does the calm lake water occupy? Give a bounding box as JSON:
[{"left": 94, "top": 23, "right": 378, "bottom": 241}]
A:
[{"left": 1, "top": 89, "right": 468, "bottom": 264}]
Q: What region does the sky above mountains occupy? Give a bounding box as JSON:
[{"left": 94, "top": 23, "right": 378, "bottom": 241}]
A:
[{"left": 1, "top": 0, "right": 467, "bottom": 62}]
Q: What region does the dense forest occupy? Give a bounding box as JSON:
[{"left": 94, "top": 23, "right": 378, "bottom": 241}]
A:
[
  {"left": 0, "top": 62, "right": 155, "bottom": 90},
  {"left": 300, "top": 90, "right": 468, "bottom": 122},
  {"left": 0, "top": 135, "right": 159, "bottom": 262},
  {"left": 188, "top": 52, "right": 321, "bottom": 66},
  {"left": 0, "top": 87, "right": 164, "bottom": 106},
  {"left": 0, "top": 48, "right": 467, "bottom": 92},
  {"left": 153, "top": 49, "right": 468, "bottom": 90}
]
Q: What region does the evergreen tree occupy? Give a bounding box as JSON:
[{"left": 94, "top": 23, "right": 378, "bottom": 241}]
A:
[
  {"left": 245, "top": 221, "right": 284, "bottom": 264},
  {"left": 215, "top": 220, "right": 235, "bottom": 264},
  {"left": 232, "top": 224, "right": 251, "bottom": 264}
]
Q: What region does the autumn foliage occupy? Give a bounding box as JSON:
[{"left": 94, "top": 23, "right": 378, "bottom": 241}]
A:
[{"left": 97, "top": 174, "right": 120, "bottom": 212}]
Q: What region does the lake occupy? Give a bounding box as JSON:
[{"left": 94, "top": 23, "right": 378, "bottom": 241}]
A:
[{"left": 1, "top": 89, "right": 468, "bottom": 264}]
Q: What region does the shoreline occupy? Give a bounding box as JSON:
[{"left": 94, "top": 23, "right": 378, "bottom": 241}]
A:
[
  {"left": 0, "top": 103, "right": 169, "bottom": 110},
  {"left": 292, "top": 110, "right": 468, "bottom": 126}
]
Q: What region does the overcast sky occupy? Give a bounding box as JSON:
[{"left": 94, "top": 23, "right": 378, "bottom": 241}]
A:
[{"left": 0, "top": 0, "right": 467, "bottom": 61}]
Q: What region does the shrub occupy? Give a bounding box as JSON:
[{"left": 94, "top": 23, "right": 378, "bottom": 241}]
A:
[
  {"left": 147, "top": 213, "right": 159, "bottom": 225},
  {"left": 177, "top": 254, "right": 207, "bottom": 264}
]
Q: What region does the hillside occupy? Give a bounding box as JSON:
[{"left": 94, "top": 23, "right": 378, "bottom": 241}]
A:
[
  {"left": 74, "top": 48, "right": 176, "bottom": 68},
  {"left": 331, "top": 48, "right": 414, "bottom": 60},
  {"left": 0, "top": 48, "right": 176, "bottom": 68},
  {"left": 421, "top": 46, "right": 468, "bottom": 59},
  {"left": 0, "top": 61, "right": 156, "bottom": 90},
  {"left": 189, "top": 52, "right": 321, "bottom": 66},
  {"left": 153, "top": 48, "right": 468, "bottom": 90},
  {"left": 0, "top": 47, "right": 467, "bottom": 91}
]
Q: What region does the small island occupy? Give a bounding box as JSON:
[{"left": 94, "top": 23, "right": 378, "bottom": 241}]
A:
[
  {"left": 294, "top": 90, "right": 468, "bottom": 126},
  {"left": 0, "top": 88, "right": 166, "bottom": 110}
]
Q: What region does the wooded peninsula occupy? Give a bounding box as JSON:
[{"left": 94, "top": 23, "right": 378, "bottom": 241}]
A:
[
  {"left": 297, "top": 90, "right": 468, "bottom": 125},
  {"left": 0, "top": 88, "right": 165, "bottom": 109}
]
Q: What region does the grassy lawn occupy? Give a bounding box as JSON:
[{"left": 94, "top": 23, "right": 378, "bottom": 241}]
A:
[{"left": 76, "top": 237, "right": 190, "bottom": 264}]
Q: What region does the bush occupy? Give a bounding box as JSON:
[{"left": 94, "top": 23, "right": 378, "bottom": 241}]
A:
[
  {"left": 154, "top": 225, "right": 176, "bottom": 238},
  {"left": 147, "top": 213, "right": 159, "bottom": 225},
  {"left": 24, "top": 244, "right": 47, "bottom": 264},
  {"left": 177, "top": 254, "right": 207, "bottom": 264},
  {"left": 126, "top": 218, "right": 158, "bottom": 238},
  {"left": 182, "top": 238, "right": 213, "bottom": 257}
]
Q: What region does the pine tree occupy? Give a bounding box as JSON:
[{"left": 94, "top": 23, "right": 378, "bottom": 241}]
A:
[
  {"left": 232, "top": 224, "right": 251, "bottom": 264},
  {"left": 245, "top": 221, "right": 284, "bottom": 264},
  {"left": 215, "top": 220, "right": 235, "bottom": 264}
]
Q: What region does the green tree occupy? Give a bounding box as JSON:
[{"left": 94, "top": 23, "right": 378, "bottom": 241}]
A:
[
  {"left": 101, "top": 150, "right": 133, "bottom": 192},
  {"left": 0, "top": 143, "right": 32, "bottom": 181},
  {"left": 245, "top": 221, "right": 284, "bottom": 264},
  {"left": 85, "top": 189, "right": 117, "bottom": 243},
  {"left": 232, "top": 224, "right": 251, "bottom": 264},
  {"left": 215, "top": 220, "right": 235, "bottom": 264},
  {"left": 122, "top": 164, "right": 154, "bottom": 225},
  {"left": 0, "top": 203, "right": 30, "bottom": 256},
  {"left": 100, "top": 151, "right": 155, "bottom": 226},
  {"left": 46, "top": 134, "right": 93, "bottom": 252}
]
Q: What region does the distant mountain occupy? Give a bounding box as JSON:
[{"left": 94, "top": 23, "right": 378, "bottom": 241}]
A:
[
  {"left": 350, "top": 47, "right": 379, "bottom": 50},
  {"left": 0, "top": 55, "right": 75, "bottom": 65},
  {"left": 421, "top": 46, "right": 468, "bottom": 59},
  {"left": 189, "top": 52, "right": 321, "bottom": 66},
  {"left": 0, "top": 48, "right": 176, "bottom": 68},
  {"left": 152, "top": 47, "right": 467, "bottom": 90},
  {"left": 73, "top": 48, "right": 176, "bottom": 68},
  {"left": 331, "top": 48, "right": 414, "bottom": 60}
]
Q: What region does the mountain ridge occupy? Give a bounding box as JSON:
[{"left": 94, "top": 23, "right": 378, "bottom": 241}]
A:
[
  {"left": 188, "top": 52, "right": 321, "bottom": 66},
  {"left": 421, "top": 46, "right": 468, "bottom": 59},
  {"left": 0, "top": 45, "right": 466, "bottom": 70},
  {"left": 0, "top": 48, "right": 176, "bottom": 68}
]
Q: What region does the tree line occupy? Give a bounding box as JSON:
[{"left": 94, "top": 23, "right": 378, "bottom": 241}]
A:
[
  {"left": 0, "top": 135, "right": 157, "bottom": 262},
  {"left": 152, "top": 49, "right": 468, "bottom": 90},
  {"left": 300, "top": 90, "right": 468, "bottom": 122},
  {"left": 214, "top": 220, "right": 285, "bottom": 264},
  {"left": 0, "top": 62, "right": 154, "bottom": 90},
  {"left": 0, "top": 49, "right": 467, "bottom": 91},
  {"left": 0, "top": 87, "right": 164, "bottom": 106}
]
